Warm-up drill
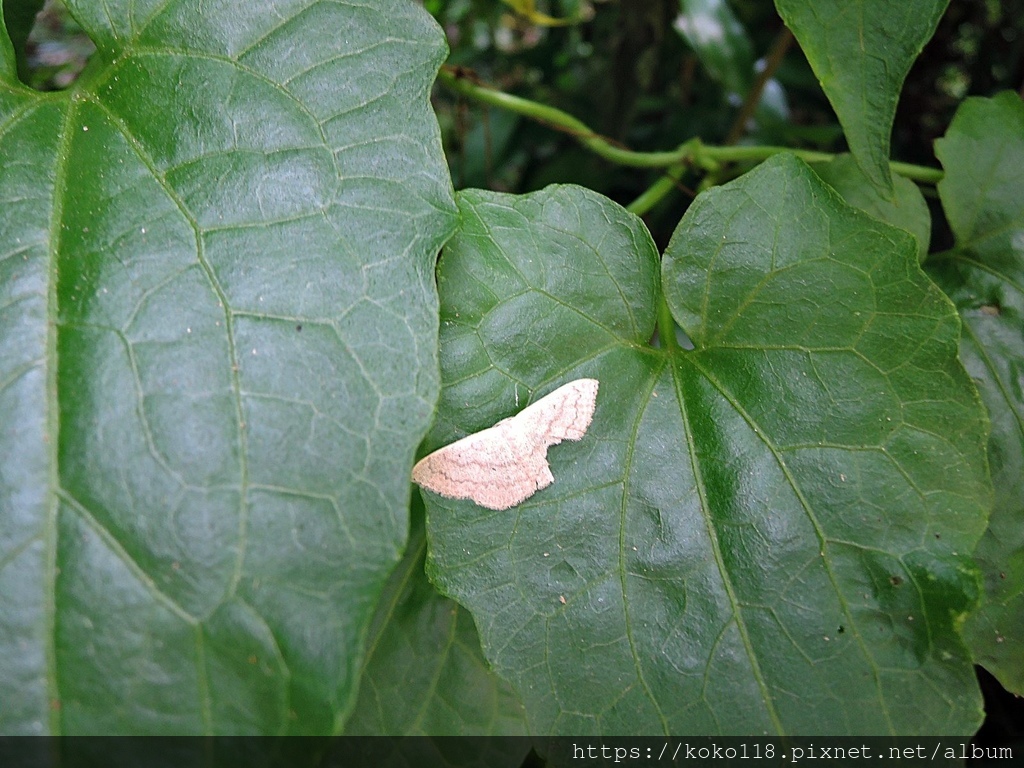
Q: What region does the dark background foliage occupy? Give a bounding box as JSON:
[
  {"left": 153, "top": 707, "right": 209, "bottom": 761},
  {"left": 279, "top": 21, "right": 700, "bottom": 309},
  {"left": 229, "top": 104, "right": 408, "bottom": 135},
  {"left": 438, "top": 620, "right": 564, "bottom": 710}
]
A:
[
  {"left": 430, "top": 0, "right": 1024, "bottom": 250},
  {"left": 16, "top": 0, "right": 1023, "bottom": 745}
]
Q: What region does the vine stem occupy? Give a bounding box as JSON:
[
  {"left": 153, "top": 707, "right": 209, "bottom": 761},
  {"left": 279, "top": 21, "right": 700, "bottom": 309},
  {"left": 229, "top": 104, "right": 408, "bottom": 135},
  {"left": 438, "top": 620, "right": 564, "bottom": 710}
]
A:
[
  {"left": 437, "top": 67, "right": 944, "bottom": 186},
  {"left": 656, "top": 296, "right": 680, "bottom": 354},
  {"left": 438, "top": 68, "right": 687, "bottom": 168},
  {"left": 626, "top": 162, "right": 688, "bottom": 216}
]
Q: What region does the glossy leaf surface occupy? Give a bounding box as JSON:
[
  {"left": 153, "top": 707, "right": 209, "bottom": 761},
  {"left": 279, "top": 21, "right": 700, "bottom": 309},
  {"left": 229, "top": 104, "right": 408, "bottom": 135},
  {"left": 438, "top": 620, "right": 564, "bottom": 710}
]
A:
[
  {"left": 0, "top": 0, "right": 455, "bottom": 734},
  {"left": 424, "top": 162, "right": 989, "bottom": 735}
]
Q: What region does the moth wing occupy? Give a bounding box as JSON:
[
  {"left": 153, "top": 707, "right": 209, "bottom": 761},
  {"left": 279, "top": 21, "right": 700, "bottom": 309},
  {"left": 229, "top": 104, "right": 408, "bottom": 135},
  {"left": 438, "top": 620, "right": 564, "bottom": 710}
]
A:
[
  {"left": 513, "top": 378, "right": 599, "bottom": 447},
  {"left": 412, "top": 423, "right": 551, "bottom": 511},
  {"left": 411, "top": 378, "right": 598, "bottom": 511}
]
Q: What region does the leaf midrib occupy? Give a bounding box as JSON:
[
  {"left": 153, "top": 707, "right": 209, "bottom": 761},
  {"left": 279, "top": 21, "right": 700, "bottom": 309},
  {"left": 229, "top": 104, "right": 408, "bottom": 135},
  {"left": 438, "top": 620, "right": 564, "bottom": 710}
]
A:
[
  {"left": 671, "top": 353, "right": 786, "bottom": 735},
  {"left": 616, "top": 357, "right": 671, "bottom": 735},
  {"left": 44, "top": 94, "right": 74, "bottom": 739},
  {"left": 686, "top": 351, "right": 898, "bottom": 734},
  {"left": 43, "top": 83, "right": 255, "bottom": 734}
]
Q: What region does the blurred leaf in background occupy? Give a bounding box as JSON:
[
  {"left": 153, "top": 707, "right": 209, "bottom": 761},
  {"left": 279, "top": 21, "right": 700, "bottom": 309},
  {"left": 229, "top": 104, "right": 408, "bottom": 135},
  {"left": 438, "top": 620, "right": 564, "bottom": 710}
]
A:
[{"left": 21, "top": 0, "right": 94, "bottom": 90}]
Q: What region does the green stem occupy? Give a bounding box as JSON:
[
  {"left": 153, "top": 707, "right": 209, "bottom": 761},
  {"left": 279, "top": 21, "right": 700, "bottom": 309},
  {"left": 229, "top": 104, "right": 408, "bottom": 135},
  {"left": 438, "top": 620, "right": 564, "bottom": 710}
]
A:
[
  {"left": 656, "top": 296, "right": 680, "bottom": 354},
  {"left": 698, "top": 144, "right": 831, "bottom": 166},
  {"left": 702, "top": 146, "right": 944, "bottom": 183},
  {"left": 438, "top": 69, "right": 687, "bottom": 168},
  {"left": 626, "top": 155, "right": 692, "bottom": 216},
  {"left": 889, "top": 160, "right": 945, "bottom": 184},
  {"left": 627, "top": 169, "right": 681, "bottom": 216},
  {"left": 438, "top": 68, "right": 945, "bottom": 185}
]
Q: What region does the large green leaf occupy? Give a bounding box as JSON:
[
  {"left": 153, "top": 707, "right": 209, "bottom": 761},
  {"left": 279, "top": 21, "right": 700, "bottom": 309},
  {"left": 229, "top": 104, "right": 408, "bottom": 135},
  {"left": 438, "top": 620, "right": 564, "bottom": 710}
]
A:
[
  {"left": 0, "top": 1, "right": 455, "bottom": 734},
  {"left": 929, "top": 92, "right": 1024, "bottom": 695},
  {"left": 775, "top": 0, "right": 948, "bottom": 194},
  {"left": 345, "top": 498, "right": 529, "bottom": 737},
  {"left": 423, "top": 161, "right": 989, "bottom": 735}
]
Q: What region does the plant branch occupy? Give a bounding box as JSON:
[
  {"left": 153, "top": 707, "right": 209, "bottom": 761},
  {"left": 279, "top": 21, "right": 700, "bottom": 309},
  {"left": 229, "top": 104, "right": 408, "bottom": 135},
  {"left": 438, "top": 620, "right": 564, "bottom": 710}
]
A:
[
  {"left": 438, "top": 66, "right": 944, "bottom": 186},
  {"left": 438, "top": 68, "right": 687, "bottom": 168},
  {"left": 626, "top": 162, "right": 689, "bottom": 216},
  {"left": 724, "top": 27, "right": 793, "bottom": 146}
]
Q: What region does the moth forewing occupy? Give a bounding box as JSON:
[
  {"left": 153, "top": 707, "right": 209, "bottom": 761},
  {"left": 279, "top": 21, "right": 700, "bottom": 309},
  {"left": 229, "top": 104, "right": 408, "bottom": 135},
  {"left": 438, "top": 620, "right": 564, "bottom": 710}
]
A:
[{"left": 411, "top": 378, "right": 599, "bottom": 510}]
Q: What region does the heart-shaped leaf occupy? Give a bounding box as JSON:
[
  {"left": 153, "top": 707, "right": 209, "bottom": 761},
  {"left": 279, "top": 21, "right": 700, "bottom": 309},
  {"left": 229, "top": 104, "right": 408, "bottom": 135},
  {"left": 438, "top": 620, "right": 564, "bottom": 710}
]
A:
[
  {"left": 0, "top": 1, "right": 455, "bottom": 734},
  {"left": 929, "top": 92, "right": 1024, "bottom": 695},
  {"left": 775, "top": 0, "right": 948, "bottom": 194},
  {"left": 424, "top": 159, "right": 990, "bottom": 735}
]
